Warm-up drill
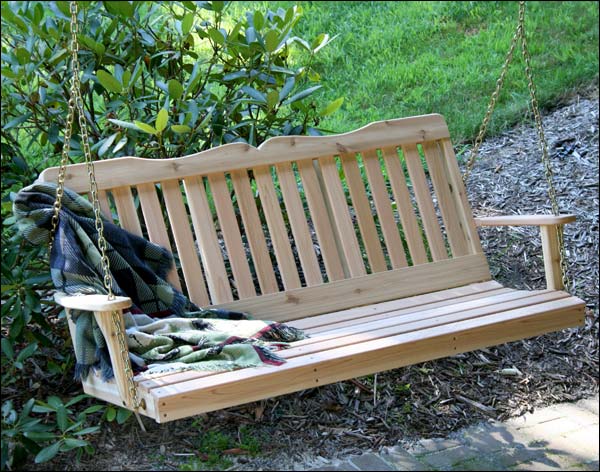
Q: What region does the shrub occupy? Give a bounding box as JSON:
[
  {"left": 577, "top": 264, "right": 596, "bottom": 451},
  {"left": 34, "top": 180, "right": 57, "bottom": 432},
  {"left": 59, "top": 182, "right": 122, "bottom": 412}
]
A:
[{"left": 1, "top": 1, "right": 340, "bottom": 468}]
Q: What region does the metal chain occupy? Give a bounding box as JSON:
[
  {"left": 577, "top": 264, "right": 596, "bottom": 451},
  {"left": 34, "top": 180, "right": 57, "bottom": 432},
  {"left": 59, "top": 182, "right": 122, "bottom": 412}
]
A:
[
  {"left": 462, "top": 7, "right": 522, "bottom": 183},
  {"left": 464, "top": 1, "right": 570, "bottom": 291},
  {"left": 518, "top": 3, "right": 570, "bottom": 291},
  {"left": 51, "top": 1, "right": 143, "bottom": 414}
]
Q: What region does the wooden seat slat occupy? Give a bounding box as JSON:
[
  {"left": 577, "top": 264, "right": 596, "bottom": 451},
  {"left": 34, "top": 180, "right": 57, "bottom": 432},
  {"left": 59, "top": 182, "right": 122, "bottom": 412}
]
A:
[
  {"left": 275, "top": 162, "right": 323, "bottom": 286},
  {"left": 208, "top": 173, "right": 257, "bottom": 299},
  {"left": 380, "top": 146, "right": 429, "bottom": 265},
  {"left": 135, "top": 284, "right": 520, "bottom": 392},
  {"left": 230, "top": 169, "right": 279, "bottom": 295},
  {"left": 148, "top": 297, "right": 584, "bottom": 422},
  {"left": 294, "top": 291, "right": 565, "bottom": 345},
  {"left": 288, "top": 280, "right": 504, "bottom": 330},
  {"left": 340, "top": 152, "right": 388, "bottom": 273},
  {"left": 297, "top": 288, "right": 515, "bottom": 334}
]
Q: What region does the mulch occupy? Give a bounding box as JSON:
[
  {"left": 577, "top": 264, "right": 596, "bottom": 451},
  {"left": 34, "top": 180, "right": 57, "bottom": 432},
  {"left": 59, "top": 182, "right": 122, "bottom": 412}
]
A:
[{"left": 29, "top": 85, "right": 599, "bottom": 471}]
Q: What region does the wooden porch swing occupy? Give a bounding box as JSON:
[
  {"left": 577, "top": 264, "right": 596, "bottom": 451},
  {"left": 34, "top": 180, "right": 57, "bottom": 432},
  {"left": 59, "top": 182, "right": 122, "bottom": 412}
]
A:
[{"left": 39, "top": 1, "right": 585, "bottom": 423}]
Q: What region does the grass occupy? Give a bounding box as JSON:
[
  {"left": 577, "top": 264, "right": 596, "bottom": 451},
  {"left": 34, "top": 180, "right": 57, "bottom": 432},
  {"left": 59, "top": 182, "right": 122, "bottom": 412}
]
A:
[
  {"left": 177, "top": 425, "right": 264, "bottom": 471},
  {"left": 225, "top": 1, "right": 599, "bottom": 143}
]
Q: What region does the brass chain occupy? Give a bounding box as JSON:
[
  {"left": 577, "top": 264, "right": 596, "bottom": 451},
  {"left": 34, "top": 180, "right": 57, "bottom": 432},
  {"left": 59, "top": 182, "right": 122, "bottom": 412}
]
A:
[
  {"left": 51, "top": 1, "right": 143, "bottom": 414},
  {"left": 518, "top": 4, "right": 570, "bottom": 291},
  {"left": 464, "top": 1, "right": 570, "bottom": 291}
]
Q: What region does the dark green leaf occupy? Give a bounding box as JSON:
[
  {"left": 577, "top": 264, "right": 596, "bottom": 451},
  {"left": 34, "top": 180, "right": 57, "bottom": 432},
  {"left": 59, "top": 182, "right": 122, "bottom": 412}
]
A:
[
  {"left": 105, "top": 406, "right": 116, "bottom": 422},
  {"left": 96, "top": 70, "right": 122, "bottom": 94},
  {"left": 1, "top": 337, "right": 14, "bottom": 360},
  {"left": 241, "top": 86, "right": 266, "bottom": 103},
  {"left": 104, "top": 1, "right": 134, "bottom": 17},
  {"left": 116, "top": 407, "right": 132, "bottom": 424},
  {"left": 284, "top": 85, "right": 322, "bottom": 104},
  {"left": 15, "top": 342, "right": 38, "bottom": 363},
  {"left": 279, "top": 77, "right": 295, "bottom": 101},
  {"left": 34, "top": 441, "right": 61, "bottom": 464},
  {"left": 208, "top": 28, "right": 225, "bottom": 46},
  {"left": 264, "top": 30, "right": 280, "bottom": 53},
  {"left": 168, "top": 79, "right": 184, "bottom": 100},
  {"left": 108, "top": 119, "right": 139, "bottom": 131}
]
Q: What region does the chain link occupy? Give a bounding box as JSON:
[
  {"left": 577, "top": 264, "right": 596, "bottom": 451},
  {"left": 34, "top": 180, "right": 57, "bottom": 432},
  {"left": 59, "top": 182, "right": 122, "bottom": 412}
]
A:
[
  {"left": 51, "top": 1, "right": 143, "bottom": 413},
  {"left": 464, "top": 1, "right": 570, "bottom": 291}
]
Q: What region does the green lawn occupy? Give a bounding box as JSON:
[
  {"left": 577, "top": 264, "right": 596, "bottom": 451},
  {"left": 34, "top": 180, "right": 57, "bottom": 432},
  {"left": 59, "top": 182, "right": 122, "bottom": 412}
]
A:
[{"left": 226, "top": 1, "right": 599, "bottom": 144}]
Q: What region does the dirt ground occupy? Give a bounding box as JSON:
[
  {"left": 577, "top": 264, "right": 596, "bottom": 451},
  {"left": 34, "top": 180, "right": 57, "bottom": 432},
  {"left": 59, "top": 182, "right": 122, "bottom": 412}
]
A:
[{"left": 34, "top": 84, "right": 599, "bottom": 471}]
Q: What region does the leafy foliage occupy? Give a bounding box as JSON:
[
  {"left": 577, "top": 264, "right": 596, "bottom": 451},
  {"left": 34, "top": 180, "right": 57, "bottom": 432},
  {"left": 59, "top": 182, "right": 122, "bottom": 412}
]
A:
[
  {"left": 1, "top": 1, "right": 340, "bottom": 167},
  {"left": 1, "top": 1, "right": 339, "bottom": 469},
  {"left": 1, "top": 395, "right": 102, "bottom": 470}
]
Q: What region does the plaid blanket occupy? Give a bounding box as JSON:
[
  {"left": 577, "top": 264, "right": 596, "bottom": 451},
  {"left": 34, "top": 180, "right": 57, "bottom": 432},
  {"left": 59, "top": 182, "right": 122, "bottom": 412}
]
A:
[{"left": 13, "top": 182, "right": 305, "bottom": 380}]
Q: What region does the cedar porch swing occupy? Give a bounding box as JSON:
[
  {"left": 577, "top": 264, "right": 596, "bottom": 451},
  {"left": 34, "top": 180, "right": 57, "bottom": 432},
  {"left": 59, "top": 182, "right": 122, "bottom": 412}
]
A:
[{"left": 37, "top": 1, "right": 585, "bottom": 423}]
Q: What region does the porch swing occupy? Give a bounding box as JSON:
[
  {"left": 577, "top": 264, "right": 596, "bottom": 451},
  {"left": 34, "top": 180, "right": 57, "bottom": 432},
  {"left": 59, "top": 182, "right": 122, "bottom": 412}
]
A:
[{"left": 36, "top": 1, "right": 584, "bottom": 423}]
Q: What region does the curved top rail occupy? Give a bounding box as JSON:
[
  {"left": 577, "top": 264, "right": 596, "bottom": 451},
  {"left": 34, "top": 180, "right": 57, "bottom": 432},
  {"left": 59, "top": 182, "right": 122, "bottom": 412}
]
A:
[{"left": 39, "top": 114, "right": 449, "bottom": 192}]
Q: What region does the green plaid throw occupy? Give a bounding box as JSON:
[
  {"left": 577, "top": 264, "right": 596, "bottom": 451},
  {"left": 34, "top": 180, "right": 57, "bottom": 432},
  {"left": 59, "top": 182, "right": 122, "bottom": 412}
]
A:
[{"left": 13, "top": 182, "right": 305, "bottom": 380}]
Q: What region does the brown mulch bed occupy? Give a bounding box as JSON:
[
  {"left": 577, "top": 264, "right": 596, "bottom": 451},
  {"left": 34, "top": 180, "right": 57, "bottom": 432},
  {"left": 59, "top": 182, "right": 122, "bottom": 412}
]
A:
[{"left": 32, "top": 85, "right": 599, "bottom": 471}]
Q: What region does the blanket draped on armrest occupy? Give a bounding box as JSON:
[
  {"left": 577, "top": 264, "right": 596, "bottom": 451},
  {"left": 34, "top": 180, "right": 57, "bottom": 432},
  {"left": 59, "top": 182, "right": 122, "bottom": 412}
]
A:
[{"left": 12, "top": 182, "right": 305, "bottom": 380}]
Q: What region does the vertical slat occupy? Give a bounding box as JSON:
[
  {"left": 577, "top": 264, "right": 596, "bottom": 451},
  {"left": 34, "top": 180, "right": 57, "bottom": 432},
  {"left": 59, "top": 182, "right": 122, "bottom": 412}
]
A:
[
  {"left": 111, "top": 186, "right": 143, "bottom": 237},
  {"left": 183, "top": 176, "right": 233, "bottom": 303},
  {"left": 296, "top": 160, "right": 345, "bottom": 282},
  {"left": 422, "top": 141, "right": 470, "bottom": 257},
  {"left": 137, "top": 183, "right": 182, "bottom": 291},
  {"left": 97, "top": 190, "right": 112, "bottom": 221},
  {"left": 362, "top": 150, "right": 408, "bottom": 268},
  {"left": 340, "top": 153, "right": 387, "bottom": 273},
  {"left": 253, "top": 165, "right": 302, "bottom": 290},
  {"left": 317, "top": 156, "right": 366, "bottom": 277},
  {"left": 275, "top": 162, "right": 323, "bottom": 286},
  {"left": 161, "top": 179, "right": 210, "bottom": 306},
  {"left": 230, "top": 170, "right": 279, "bottom": 295},
  {"left": 402, "top": 144, "right": 448, "bottom": 261},
  {"left": 93, "top": 310, "right": 136, "bottom": 410},
  {"left": 439, "top": 138, "right": 484, "bottom": 255},
  {"left": 207, "top": 173, "right": 256, "bottom": 299},
  {"left": 540, "top": 225, "right": 563, "bottom": 290},
  {"left": 381, "top": 147, "right": 429, "bottom": 265}
]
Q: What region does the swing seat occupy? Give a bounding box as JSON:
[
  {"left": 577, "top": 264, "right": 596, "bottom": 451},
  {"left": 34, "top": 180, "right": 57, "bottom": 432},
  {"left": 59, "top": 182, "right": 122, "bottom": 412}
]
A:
[{"left": 41, "top": 114, "right": 585, "bottom": 423}]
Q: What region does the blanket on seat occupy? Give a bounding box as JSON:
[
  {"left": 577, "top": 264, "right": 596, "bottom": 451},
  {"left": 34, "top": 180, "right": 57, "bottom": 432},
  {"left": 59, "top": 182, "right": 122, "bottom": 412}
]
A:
[{"left": 13, "top": 182, "right": 305, "bottom": 380}]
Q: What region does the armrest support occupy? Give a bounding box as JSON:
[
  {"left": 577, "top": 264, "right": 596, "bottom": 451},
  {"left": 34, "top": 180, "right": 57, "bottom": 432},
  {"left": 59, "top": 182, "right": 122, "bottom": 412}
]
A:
[
  {"left": 55, "top": 293, "right": 138, "bottom": 410},
  {"left": 474, "top": 214, "right": 576, "bottom": 291},
  {"left": 54, "top": 293, "right": 132, "bottom": 311},
  {"left": 474, "top": 214, "right": 576, "bottom": 227}
]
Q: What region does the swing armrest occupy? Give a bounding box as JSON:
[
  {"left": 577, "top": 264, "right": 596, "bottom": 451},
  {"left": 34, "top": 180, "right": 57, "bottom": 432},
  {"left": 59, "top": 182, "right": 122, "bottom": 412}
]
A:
[
  {"left": 474, "top": 214, "right": 576, "bottom": 291},
  {"left": 474, "top": 214, "right": 576, "bottom": 227},
  {"left": 54, "top": 293, "right": 132, "bottom": 312},
  {"left": 56, "top": 293, "right": 140, "bottom": 411}
]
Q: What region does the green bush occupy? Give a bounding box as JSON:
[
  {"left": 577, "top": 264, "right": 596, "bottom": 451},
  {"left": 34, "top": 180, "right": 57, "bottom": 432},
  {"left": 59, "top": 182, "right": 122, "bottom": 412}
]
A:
[
  {"left": 1, "top": 1, "right": 340, "bottom": 166},
  {"left": 1, "top": 1, "right": 339, "bottom": 469}
]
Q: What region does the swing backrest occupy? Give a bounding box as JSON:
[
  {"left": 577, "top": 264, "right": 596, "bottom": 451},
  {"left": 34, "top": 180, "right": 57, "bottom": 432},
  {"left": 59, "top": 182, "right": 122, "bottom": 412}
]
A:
[{"left": 39, "top": 114, "right": 491, "bottom": 321}]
